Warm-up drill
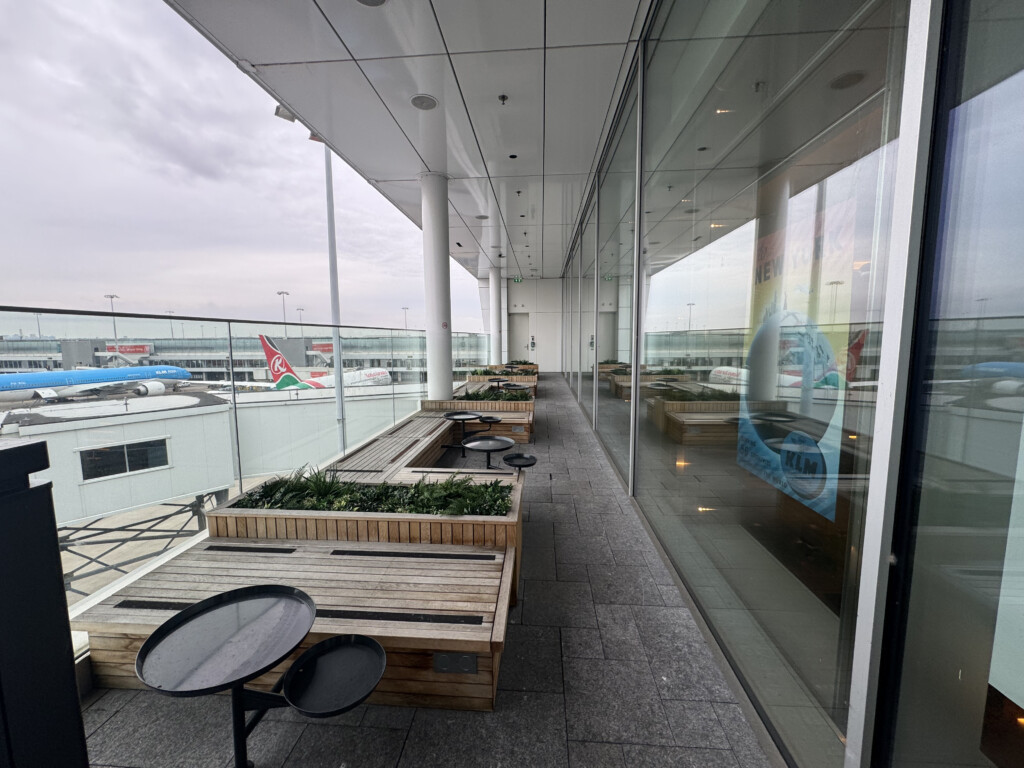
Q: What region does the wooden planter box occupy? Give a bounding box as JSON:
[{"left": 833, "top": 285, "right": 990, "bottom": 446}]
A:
[
  {"left": 422, "top": 398, "right": 534, "bottom": 414},
  {"left": 208, "top": 472, "right": 524, "bottom": 602},
  {"left": 597, "top": 363, "right": 629, "bottom": 374},
  {"left": 611, "top": 374, "right": 696, "bottom": 400},
  {"left": 466, "top": 374, "right": 537, "bottom": 396}
]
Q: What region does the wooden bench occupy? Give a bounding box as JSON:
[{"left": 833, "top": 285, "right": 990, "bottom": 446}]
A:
[
  {"left": 71, "top": 538, "right": 514, "bottom": 711},
  {"left": 666, "top": 412, "right": 740, "bottom": 445},
  {"left": 327, "top": 414, "right": 455, "bottom": 483}
]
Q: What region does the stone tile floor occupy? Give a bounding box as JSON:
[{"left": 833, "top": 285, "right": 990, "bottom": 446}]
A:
[{"left": 82, "top": 374, "right": 776, "bottom": 768}]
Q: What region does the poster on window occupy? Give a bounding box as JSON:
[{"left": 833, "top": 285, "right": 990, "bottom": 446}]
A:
[{"left": 735, "top": 184, "right": 858, "bottom": 522}]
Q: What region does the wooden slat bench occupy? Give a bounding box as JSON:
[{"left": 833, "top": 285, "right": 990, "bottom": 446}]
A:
[
  {"left": 328, "top": 414, "right": 455, "bottom": 483},
  {"left": 71, "top": 538, "right": 514, "bottom": 711}
]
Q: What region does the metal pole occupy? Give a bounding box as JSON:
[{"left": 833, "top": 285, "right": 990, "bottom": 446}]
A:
[
  {"left": 297, "top": 307, "right": 304, "bottom": 339},
  {"left": 105, "top": 294, "right": 119, "bottom": 364},
  {"left": 226, "top": 321, "right": 245, "bottom": 494},
  {"left": 277, "top": 291, "right": 289, "bottom": 337},
  {"left": 34, "top": 313, "right": 41, "bottom": 338},
  {"left": 167, "top": 310, "right": 175, "bottom": 339},
  {"left": 325, "top": 143, "right": 347, "bottom": 453}
]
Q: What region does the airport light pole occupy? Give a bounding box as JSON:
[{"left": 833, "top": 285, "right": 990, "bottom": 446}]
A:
[
  {"left": 166, "top": 310, "right": 175, "bottom": 339},
  {"left": 277, "top": 290, "right": 290, "bottom": 337},
  {"left": 828, "top": 280, "right": 844, "bottom": 324},
  {"left": 402, "top": 307, "right": 409, "bottom": 330},
  {"left": 34, "top": 313, "right": 41, "bottom": 338},
  {"left": 104, "top": 294, "right": 120, "bottom": 364},
  {"left": 273, "top": 104, "right": 346, "bottom": 453},
  {"left": 296, "top": 307, "right": 305, "bottom": 339},
  {"left": 686, "top": 302, "right": 695, "bottom": 358}
]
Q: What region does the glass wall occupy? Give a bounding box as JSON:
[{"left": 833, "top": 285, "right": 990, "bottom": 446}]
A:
[
  {"left": 629, "top": 0, "right": 907, "bottom": 765},
  {"left": 595, "top": 75, "right": 638, "bottom": 479},
  {"left": 886, "top": 3, "right": 1024, "bottom": 766},
  {"left": 0, "top": 307, "right": 483, "bottom": 603},
  {"left": 570, "top": 244, "right": 581, "bottom": 396}
]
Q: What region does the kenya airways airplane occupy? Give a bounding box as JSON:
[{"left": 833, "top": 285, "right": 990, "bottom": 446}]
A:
[
  {"left": 259, "top": 336, "right": 392, "bottom": 389},
  {"left": 709, "top": 329, "right": 870, "bottom": 389}
]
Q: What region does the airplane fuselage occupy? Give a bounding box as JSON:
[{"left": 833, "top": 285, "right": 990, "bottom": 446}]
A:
[{"left": 0, "top": 366, "right": 192, "bottom": 402}]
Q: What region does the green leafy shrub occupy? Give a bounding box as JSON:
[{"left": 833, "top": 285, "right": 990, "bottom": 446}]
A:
[
  {"left": 509, "top": 359, "right": 532, "bottom": 365},
  {"left": 234, "top": 469, "right": 511, "bottom": 517},
  {"left": 600, "top": 359, "right": 627, "bottom": 364},
  {"left": 456, "top": 388, "right": 532, "bottom": 402}
]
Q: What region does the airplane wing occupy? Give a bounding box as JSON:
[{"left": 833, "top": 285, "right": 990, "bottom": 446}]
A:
[{"left": 62, "top": 380, "right": 170, "bottom": 397}]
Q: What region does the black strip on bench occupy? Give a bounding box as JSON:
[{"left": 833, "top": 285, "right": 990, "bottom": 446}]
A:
[
  {"left": 331, "top": 549, "right": 496, "bottom": 561},
  {"left": 205, "top": 545, "right": 296, "bottom": 554},
  {"left": 117, "top": 599, "right": 192, "bottom": 611},
  {"left": 316, "top": 609, "right": 483, "bottom": 625},
  {"left": 115, "top": 601, "right": 484, "bottom": 626}
]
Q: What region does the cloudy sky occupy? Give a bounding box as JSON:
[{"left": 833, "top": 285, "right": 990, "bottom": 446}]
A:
[{"left": 0, "top": 1, "right": 484, "bottom": 333}]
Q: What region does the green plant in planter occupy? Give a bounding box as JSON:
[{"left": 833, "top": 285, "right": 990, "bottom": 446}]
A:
[
  {"left": 662, "top": 388, "right": 740, "bottom": 402},
  {"left": 600, "top": 359, "right": 627, "bottom": 364},
  {"left": 610, "top": 367, "right": 631, "bottom": 375},
  {"left": 469, "top": 368, "right": 497, "bottom": 375},
  {"left": 456, "top": 388, "right": 532, "bottom": 401},
  {"left": 509, "top": 359, "right": 531, "bottom": 365},
  {"left": 234, "top": 469, "right": 511, "bottom": 516}
]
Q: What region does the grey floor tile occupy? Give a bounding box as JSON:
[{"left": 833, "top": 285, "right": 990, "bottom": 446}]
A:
[
  {"left": 654, "top": 655, "right": 738, "bottom": 703},
  {"left": 360, "top": 704, "right": 415, "bottom": 730},
  {"left": 522, "top": 580, "right": 597, "bottom": 628},
  {"left": 498, "top": 625, "right": 563, "bottom": 693},
  {"left": 713, "top": 703, "right": 773, "bottom": 768},
  {"left": 663, "top": 700, "right": 731, "bottom": 749},
  {"left": 87, "top": 693, "right": 233, "bottom": 768},
  {"left": 236, "top": 720, "right": 306, "bottom": 768},
  {"left": 568, "top": 741, "right": 624, "bottom": 767},
  {"left": 621, "top": 744, "right": 740, "bottom": 767},
  {"left": 588, "top": 564, "right": 664, "bottom": 606},
  {"left": 554, "top": 535, "right": 615, "bottom": 565},
  {"left": 595, "top": 604, "right": 647, "bottom": 661},
  {"left": 556, "top": 562, "right": 590, "bottom": 582},
  {"left": 283, "top": 724, "right": 403, "bottom": 768},
  {"left": 631, "top": 605, "right": 704, "bottom": 661},
  {"left": 399, "top": 691, "right": 567, "bottom": 768},
  {"left": 522, "top": 544, "right": 557, "bottom": 580},
  {"left": 563, "top": 658, "right": 673, "bottom": 745},
  {"left": 561, "top": 627, "right": 605, "bottom": 659}
]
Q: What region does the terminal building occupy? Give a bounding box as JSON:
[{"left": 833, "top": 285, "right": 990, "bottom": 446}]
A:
[{"left": 7, "top": 0, "right": 1024, "bottom": 766}]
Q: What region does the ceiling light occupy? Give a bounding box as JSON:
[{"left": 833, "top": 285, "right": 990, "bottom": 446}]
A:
[
  {"left": 715, "top": 109, "right": 733, "bottom": 115},
  {"left": 455, "top": 241, "right": 463, "bottom": 247},
  {"left": 475, "top": 214, "right": 488, "bottom": 220},
  {"left": 710, "top": 223, "right": 725, "bottom": 228},
  {"left": 411, "top": 94, "right": 438, "bottom": 110},
  {"left": 519, "top": 214, "right": 525, "bottom": 218},
  {"left": 650, "top": 241, "right": 661, "bottom": 245},
  {"left": 508, "top": 154, "right": 518, "bottom": 159},
  {"left": 683, "top": 208, "right": 699, "bottom": 214},
  {"left": 357, "top": 0, "right": 387, "bottom": 5},
  {"left": 829, "top": 71, "right": 866, "bottom": 90},
  {"left": 680, "top": 198, "right": 691, "bottom": 203}
]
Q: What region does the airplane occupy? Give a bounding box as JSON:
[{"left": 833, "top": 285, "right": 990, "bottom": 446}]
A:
[
  {"left": 259, "top": 336, "right": 392, "bottom": 389},
  {"left": 0, "top": 365, "right": 192, "bottom": 403},
  {"left": 709, "top": 329, "right": 869, "bottom": 390}
]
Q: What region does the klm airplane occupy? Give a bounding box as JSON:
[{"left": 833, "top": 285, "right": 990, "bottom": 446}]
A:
[{"left": 0, "top": 366, "right": 191, "bottom": 403}]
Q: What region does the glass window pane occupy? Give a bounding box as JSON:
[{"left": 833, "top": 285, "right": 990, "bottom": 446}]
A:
[
  {"left": 125, "top": 440, "right": 168, "bottom": 472},
  {"left": 889, "top": 3, "right": 1024, "bottom": 766},
  {"left": 596, "top": 77, "right": 638, "bottom": 479},
  {"left": 634, "top": 1, "right": 908, "bottom": 764},
  {"left": 81, "top": 446, "right": 128, "bottom": 480},
  {"left": 581, "top": 202, "right": 598, "bottom": 421}
]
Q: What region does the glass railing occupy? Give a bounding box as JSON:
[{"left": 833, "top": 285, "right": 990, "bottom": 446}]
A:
[{"left": 0, "top": 306, "right": 488, "bottom": 604}]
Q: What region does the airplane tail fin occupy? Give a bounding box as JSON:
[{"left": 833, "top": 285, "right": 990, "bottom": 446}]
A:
[
  {"left": 846, "top": 329, "right": 868, "bottom": 380},
  {"left": 259, "top": 335, "right": 303, "bottom": 389}
]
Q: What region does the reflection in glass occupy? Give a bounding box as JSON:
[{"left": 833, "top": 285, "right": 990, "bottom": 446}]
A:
[
  {"left": 890, "top": 3, "right": 1024, "bottom": 766},
  {"left": 581, "top": 203, "right": 598, "bottom": 421},
  {"left": 595, "top": 77, "right": 638, "bottom": 480},
  {"left": 633, "top": 1, "right": 906, "bottom": 765}
]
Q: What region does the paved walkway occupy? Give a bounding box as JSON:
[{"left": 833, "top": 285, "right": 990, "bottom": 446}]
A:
[{"left": 82, "top": 374, "right": 774, "bottom": 768}]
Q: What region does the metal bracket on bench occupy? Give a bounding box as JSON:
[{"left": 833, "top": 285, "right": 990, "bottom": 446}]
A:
[{"left": 433, "top": 652, "right": 478, "bottom": 674}]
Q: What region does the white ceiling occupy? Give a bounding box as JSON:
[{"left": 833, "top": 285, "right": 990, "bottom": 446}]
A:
[{"left": 166, "top": 0, "right": 650, "bottom": 280}]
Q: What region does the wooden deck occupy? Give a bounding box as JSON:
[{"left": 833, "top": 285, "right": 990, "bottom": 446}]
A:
[{"left": 72, "top": 538, "right": 514, "bottom": 711}]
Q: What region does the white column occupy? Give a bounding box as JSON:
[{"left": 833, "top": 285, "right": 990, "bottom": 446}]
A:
[
  {"left": 421, "top": 172, "right": 453, "bottom": 399},
  {"left": 489, "top": 266, "right": 503, "bottom": 365}
]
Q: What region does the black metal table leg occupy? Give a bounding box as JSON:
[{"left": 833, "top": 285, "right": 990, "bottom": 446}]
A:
[{"left": 231, "top": 685, "right": 253, "bottom": 768}]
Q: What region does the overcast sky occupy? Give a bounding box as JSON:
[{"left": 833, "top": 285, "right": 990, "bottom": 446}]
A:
[{"left": 0, "top": 1, "right": 484, "bottom": 333}]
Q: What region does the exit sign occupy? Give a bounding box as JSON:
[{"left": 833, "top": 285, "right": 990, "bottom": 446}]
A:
[{"left": 513, "top": 276, "right": 523, "bottom": 283}]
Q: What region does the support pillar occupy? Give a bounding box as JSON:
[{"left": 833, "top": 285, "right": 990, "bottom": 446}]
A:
[
  {"left": 489, "top": 266, "right": 503, "bottom": 365},
  {"left": 421, "top": 172, "right": 453, "bottom": 399}
]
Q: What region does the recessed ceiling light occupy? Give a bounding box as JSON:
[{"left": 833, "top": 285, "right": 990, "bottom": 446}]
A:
[
  {"left": 715, "top": 109, "right": 733, "bottom": 115},
  {"left": 693, "top": 236, "right": 702, "bottom": 242},
  {"left": 519, "top": 214, "right": 525, "bottom": 218},
  {"left": 697, "top": 146, "right": 708, "bottom": 152},
  {"left": 508, "top": 154, "right": 518, "bottom": 159},
  {"left": 683, "top": 208, "right": 699, "bottom": 214},
  {"left": 680, "top": 198, "right": 691, "bottom": 203},
  {"left": 456, "top": 241, "right": 463, "bottom": 247},
  {"left": 829, "top": 71, "right": 866, "bottom": 90},
  {"left": 475, "top": 214, "right": 488, "bottom": 220},
  {"left": 650, "top": 241, "right": 661, "bottom": 245},
  {"left": 411, "top": 94, "right": 437, "bottom": 110},
  {"left": 357, "top": 0, "right": 387, "bottom": 5},
  {"left": 710, "top": 223, "right": 725, "bottom": 228}
]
